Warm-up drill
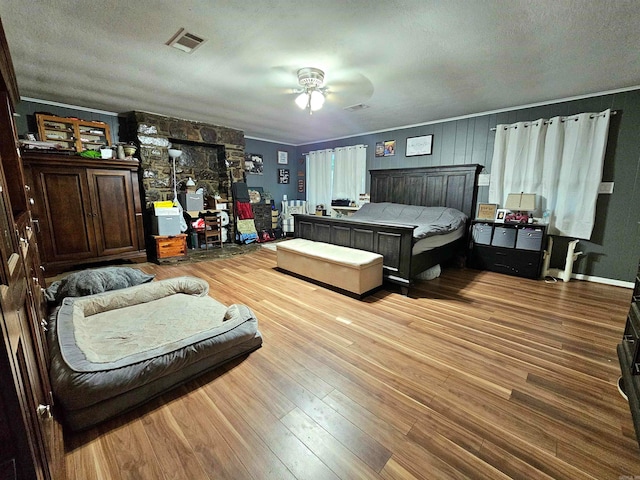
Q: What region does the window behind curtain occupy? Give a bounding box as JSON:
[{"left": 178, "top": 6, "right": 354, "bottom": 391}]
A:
[{"left": 306, "top": 145, "right": 367, "bottom": 210}]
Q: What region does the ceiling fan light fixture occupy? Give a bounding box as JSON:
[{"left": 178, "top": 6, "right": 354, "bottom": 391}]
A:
[
  {"left": 295, "top": 67, "right": 327, "bottom": 114},
  {"left": 309, "top": 89, "right": 325, "bottom": 111},
  {"left": 295, "top": 92, "right": 309, "bottom": 110}
]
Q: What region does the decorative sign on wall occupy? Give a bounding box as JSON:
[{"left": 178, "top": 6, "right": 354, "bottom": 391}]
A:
[
  {"left": 277, "top": 150, "right": 288, "bottom": 164},
  {"left": 278, "top": 168, "right": 290, "bottom": 184},
  {"left": 298, "top": 178, "right": 305, "bottom": 193},
  {"left": 375, "top": 142, "right": 385, "bottom": 157},
  {"left": 406, "top": 134, "right": 434, "bottom": 156}
]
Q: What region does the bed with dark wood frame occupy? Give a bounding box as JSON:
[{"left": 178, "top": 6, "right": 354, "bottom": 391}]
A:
[{"left": 293, "top": 164, "right": 482, "bottom": 294}]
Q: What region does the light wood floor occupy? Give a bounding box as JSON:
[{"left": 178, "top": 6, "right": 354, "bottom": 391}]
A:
[{"left": 63, "top": 248, "right": 640, "bottom": 479}]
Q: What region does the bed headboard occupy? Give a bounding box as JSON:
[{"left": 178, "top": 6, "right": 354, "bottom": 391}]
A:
[{"left": 369, "top": 164, "right": 483, "bottom": 219}]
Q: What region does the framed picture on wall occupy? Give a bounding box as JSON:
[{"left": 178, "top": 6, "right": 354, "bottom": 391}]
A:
[
  {"left": 406, "top": 134, "right": 434, "bottom": 156},
  {"left": 277, "top": 150, "right": 288, "bottom": 164},
  {"left": 375, "top": 142, "right": 385, "bottom": 157},
  {"left": 278, "top": 168, "right": 290, "bottom": 184},
  {"left": 244, "top": 153, "right": 264, "bottom": 174},
  {"left": 383, "top": 140, "right": 396, "bottom": 156}
]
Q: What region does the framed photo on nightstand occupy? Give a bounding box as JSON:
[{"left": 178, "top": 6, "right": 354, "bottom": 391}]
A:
[
  {"left": 495, "top": 208, "right": 509, "bottom": 223},
  {"left": 476, "top": 203, "right": 498, "bottom": 221}
]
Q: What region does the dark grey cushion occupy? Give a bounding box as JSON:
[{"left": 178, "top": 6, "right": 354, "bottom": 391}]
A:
[{"left": 45, "top": 267, "right": 155, "bottom": 304}]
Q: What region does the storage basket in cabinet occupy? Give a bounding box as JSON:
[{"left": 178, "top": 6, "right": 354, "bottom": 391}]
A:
[
  {"left": 516, "top": 226, "right": 544, "bottom": 251},
  {"left": 471, "top": 222, "right": 493, "bottom": 245},
  {"left": 491, "top": 226, "right": 516, "bottom": 248}
]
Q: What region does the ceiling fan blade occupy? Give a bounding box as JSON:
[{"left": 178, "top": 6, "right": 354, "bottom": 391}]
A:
[{"left": 324, "top": 72, "right": 374, "bottom": 107}]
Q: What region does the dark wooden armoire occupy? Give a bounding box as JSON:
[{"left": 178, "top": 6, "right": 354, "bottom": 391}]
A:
[{"left": 0, "top": 18, "right": 66, "bottom": 480}]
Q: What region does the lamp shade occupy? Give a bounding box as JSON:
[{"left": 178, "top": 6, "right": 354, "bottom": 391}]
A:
[
  {"left": 295, "top": 89, "right": 325, "bottom": 112},
  {"left": 295, "top": 92, "right": 309, "bottom": 110},
  {"left": 505, "top": 193, "right": 536, "bottom": 211},
  {"left": 309, "top": 90, "right": 325, "bottom": 110},
  {"left": 168, "top": 148, "right": 183, "bottom": 159}
]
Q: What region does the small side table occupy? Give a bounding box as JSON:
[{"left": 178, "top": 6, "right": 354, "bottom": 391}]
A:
[{"left": 153, "top": 234, "right": 188, "bottom": 263}]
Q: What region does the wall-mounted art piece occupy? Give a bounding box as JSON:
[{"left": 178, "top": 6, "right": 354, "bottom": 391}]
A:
[
  {"left": 244, "top": 153, "right": 264, "bottom": 174},
  {"left": 384, "top": 140, "right": 396, "bottom": 156},
  {"left": 406, "top": 134, "right": 433, "bottom": 156},
  {"left": 278, "top": 168, "right": 290, "bottom": 184},
  {"left": 375, "top": 142, "right": 385, "bottom": 157},
  {"left": 277, "top": 150, "right": 288, "bottom": 164}
]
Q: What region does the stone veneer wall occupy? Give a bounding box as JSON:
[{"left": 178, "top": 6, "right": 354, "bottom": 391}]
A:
[{"left": 122, "top": 111, "right": 245, "bottom": 242}]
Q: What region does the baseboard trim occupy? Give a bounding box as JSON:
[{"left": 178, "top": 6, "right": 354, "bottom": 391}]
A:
[{"left": 572, "top": 273, "right": 633, "bottom": 289}]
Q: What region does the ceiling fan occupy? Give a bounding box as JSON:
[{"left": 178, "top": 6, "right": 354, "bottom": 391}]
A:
[
  {"left": 274, "top": 65, "right": 374, "bottom": 115},
  {"left": 294, "top": 67, "right": 328, "bottom": 114}
]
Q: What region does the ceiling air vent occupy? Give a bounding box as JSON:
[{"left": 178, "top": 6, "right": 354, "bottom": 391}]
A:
[
  {"left": 166, "top": 28, "right": 207, "bottom": 54},
  {"left": 343, "top": 103, "right": 370, "bottom": 112}
]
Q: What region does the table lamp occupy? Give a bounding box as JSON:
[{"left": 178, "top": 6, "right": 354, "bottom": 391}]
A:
[{"left": 504, "top": 192, "right": 536, "bottom": 222}]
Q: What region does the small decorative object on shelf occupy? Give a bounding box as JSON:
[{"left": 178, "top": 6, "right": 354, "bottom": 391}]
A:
[{"left": 123, "top": 143, "right": 137, "bottom": 157}]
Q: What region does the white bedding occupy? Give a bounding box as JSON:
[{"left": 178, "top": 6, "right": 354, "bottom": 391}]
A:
[{"left": 411, "top": 225, "right": 465, "bottom": 255}]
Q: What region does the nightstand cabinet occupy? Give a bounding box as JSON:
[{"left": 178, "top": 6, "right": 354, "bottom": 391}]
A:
[
  {"left": 468, "top": 220, "right": 547, "bottom": 279},
  {"left": 617, "top": 258, "right": 640, "bottom": 447}
]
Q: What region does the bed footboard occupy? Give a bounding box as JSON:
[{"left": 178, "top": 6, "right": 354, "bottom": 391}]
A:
[{"left": 294, "top": 214, "right": 416, "bottom": 290}]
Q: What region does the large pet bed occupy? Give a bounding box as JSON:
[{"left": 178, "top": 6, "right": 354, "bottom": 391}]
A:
[{"left": 48, "top": 275, "right": 262, "bottom": 431}]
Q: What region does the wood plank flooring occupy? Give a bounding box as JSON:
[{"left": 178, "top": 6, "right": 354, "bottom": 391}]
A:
[{"left": 63, "top": 248, "right": 640, "bottom": 479}]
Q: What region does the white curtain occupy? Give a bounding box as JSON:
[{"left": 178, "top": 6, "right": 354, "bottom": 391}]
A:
[
  {"left": 333, "top": 145, "right": 367, "bottom": 201},
  {"left": 489, "top": 109, "right": 610, "bottom": 239},
  {"left": 306, "top": 149, "right": 333, "bottom": 211}
]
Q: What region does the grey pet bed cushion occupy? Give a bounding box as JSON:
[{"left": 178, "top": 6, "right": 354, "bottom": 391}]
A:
[
  {"left": 48, "top": 276, "right": 262, "bottom": 431},
  {"left": 45, "top": 266, "right": 155, "bottom": 304}
]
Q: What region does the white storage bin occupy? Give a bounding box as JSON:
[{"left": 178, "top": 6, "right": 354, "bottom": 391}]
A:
[{"left": 152, "top": 215, "right": 181, "bottom": 236}]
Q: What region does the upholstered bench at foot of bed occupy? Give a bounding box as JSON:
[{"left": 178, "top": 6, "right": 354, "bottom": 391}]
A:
[{"left": 276, "top": 238, "right": 383, "bottom": 296}]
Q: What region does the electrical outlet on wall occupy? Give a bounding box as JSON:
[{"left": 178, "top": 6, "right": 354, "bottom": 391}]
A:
[{"left": 598, "top": 182, "right": 614, "bottom": 194}]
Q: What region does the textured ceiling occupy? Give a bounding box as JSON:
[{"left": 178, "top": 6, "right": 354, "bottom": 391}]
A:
[{"left": 1, "top": 1, "right": 639, "bottom": 145}]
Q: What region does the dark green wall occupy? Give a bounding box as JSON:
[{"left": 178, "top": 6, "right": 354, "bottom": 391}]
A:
[
  {"left": 16, "top": 91, "right": 640, "bottom": 283},
  {"left": 297, "top": 90, "right": 640, "bottom": 283}
]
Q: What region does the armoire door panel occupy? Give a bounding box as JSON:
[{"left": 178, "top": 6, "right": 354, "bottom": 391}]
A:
[
  {"left": 88, "top": 169, "right": 138, "bottom": 256},
  {"left": 38, "top": 169, "right": 95, "bottom": 260}
]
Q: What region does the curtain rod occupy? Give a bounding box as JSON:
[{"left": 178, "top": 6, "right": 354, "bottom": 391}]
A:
[
  {"left": 302, "top": 144, "right": 367, "bottom": 156},
  {"left": 489, "top": 110, "right": 617, "bottom": 131}
]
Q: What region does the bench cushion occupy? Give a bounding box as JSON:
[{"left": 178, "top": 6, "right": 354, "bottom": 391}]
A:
[
  {"left": 277, "top": 238, "right": 382, "bottom": 268},
  {"left": 277, "top": 239, "right": 383, "bottom": 295}
]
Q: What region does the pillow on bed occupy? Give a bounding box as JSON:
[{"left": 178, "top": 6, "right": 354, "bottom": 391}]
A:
[{"left": 45, "top": 267, "right": 155, "bottom": 304}]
